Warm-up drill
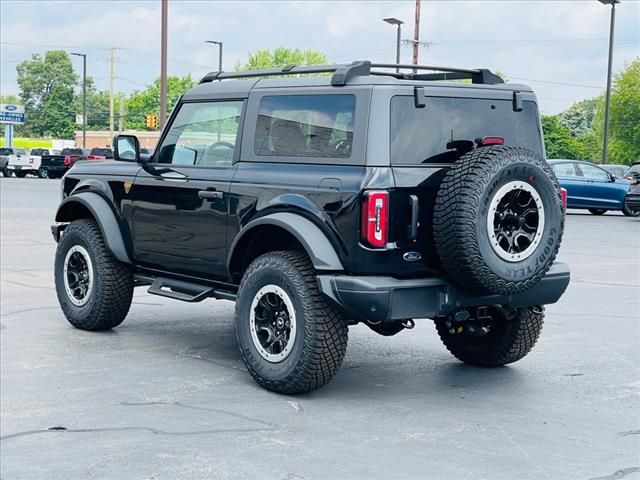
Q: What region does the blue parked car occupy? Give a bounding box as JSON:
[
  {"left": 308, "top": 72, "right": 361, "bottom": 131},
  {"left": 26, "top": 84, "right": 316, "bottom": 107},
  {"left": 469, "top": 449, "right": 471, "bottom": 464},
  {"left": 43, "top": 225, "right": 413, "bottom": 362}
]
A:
[{"left": 548, "top": 160, "right": 639, "bottom": 217}]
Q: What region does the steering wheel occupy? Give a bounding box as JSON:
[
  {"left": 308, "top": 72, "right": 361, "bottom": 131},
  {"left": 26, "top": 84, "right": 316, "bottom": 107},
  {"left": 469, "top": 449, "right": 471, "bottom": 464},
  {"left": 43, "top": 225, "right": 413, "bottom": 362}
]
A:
[{"left": 202, "top": 142, "right": 235, "bottom": 166}]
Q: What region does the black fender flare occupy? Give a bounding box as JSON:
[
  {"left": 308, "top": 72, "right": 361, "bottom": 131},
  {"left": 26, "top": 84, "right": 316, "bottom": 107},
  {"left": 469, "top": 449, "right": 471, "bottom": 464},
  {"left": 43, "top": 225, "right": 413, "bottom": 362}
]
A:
[
  {"left": 228, "top": 212, "right": 344, "bottom": 275},
  {"left": 55, "top": 191, "right": 131, "bottom": 264}
]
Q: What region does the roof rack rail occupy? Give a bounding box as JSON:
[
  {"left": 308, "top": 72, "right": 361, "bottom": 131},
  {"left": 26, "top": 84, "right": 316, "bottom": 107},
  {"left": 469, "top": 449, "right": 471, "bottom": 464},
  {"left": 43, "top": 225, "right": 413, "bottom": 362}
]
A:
[
  {"left": 369, "top": 63, "right": 504, "bottom": 85},
  {"left": 199, "top": 60, "right": 503, "bottom": 86}
]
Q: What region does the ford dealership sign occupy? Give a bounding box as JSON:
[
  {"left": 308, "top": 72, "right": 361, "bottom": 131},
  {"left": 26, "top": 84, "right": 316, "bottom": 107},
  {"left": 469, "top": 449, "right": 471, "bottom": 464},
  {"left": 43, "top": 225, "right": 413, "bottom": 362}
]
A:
[{"left": 0, "top": 104, "right": 25, "bottom": 125}]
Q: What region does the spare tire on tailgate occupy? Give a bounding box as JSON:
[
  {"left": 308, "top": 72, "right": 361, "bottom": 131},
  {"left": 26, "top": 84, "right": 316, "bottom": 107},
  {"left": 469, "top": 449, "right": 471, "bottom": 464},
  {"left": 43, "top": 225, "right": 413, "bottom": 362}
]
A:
[{"left": 433, "top": 146, "right": 564, "bottom": 295}]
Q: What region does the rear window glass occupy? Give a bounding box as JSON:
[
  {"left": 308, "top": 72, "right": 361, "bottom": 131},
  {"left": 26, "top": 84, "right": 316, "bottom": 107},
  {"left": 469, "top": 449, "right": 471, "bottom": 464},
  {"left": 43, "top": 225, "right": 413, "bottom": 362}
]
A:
[
  {"left": 30, "top": 148, "right": 48, "bottom": 155},
  {"left": 0, "top": 148, "right": 13, "bottom": 155},
  {"left": 61, "top": 148, "right": 83, "bottom": 155},
  {"left": 90, "top": 148, "right": 113, "bottom": 156},
  {"left": 254, "top": 95, "right": 355, "bottom": 158},
  {"left": 390, "top": 96, "right": 543, "bottom": 165}
]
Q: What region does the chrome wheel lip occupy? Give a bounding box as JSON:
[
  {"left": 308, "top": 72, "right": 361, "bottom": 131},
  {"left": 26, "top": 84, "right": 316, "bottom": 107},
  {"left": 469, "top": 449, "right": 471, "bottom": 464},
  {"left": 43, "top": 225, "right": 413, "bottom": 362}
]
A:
[
  {"left": 63, "top": 245, "right": 94, "bottom": 306},
  {"left": 487, "top": 181, "right": 545, "bottom": 263},
  {"left": 249, "top": 284, "right": 297, "bottom": 363}
]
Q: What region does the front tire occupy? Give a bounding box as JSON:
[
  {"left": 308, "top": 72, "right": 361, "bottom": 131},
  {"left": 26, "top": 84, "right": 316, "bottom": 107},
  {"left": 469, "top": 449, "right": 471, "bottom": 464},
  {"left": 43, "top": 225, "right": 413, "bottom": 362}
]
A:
[
  {"left": 38, "top": 168, "right": 48, "bottom": 179},
  {"left": 1, "top": 167, "right": 10, "bottom": 177},
  {"left": 588, "top": 209, "right": 607, "bottom": 215},
  {"left": 622, "top": 200, "right": 640, "bottom": 217},
  {"left": 235, "top": 251, "right": 349, "bottom": 394},
  {"left": 54, "top": 219, "right": 133, "bottom": 331},
  {"left": 435, "top": 306, "right": 544, "bottom": 367}
]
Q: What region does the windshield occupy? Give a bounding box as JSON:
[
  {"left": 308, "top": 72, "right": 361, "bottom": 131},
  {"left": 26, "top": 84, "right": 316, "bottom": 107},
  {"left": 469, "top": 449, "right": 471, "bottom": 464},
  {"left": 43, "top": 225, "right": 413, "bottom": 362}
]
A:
[
  {"left": 0, "top": 148, "right": 13, "bottom": 155},
  {"left": 390, "top": 96, "right": 543, "bottom": 165}
]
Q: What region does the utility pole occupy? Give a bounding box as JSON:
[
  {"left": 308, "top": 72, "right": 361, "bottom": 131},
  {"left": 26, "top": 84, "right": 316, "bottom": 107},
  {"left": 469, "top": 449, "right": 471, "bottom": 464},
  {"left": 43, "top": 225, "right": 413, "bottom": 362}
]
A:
[
  {"left": 118, "top": 95, "right": 124, "bottom": 133},
  {"left": 109, "top": 47, "right": 115, "bottom": 145},
  {"left": 412, "top": 0, "right": 421, "bottom": 71},
  {"left": 160, "top": 0, "right": 168, "bottom": 129},
  {"left": 598, "top": 0, "right": 620, "bottom": 165},
  {"left": 70, "top": 52, "right": 87, "bottom": 149}
]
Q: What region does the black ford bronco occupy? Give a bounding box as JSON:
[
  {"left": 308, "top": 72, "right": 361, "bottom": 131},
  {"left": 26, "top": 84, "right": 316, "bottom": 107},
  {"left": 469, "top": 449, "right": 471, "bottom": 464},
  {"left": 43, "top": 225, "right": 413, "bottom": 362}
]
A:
[{"left": 52, "top": 61, "right": 570, "bottom": 394}]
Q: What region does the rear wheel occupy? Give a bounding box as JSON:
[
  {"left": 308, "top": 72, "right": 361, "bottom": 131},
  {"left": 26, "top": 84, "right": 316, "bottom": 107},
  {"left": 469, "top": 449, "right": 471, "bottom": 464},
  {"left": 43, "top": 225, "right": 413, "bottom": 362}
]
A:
[
  {"left": 588, "top": 209, "right": 607, "bottom": 215},
  {"left": 434, "top": 146, "right": 564, "bottom": 295},
  {"left": 1, "top": 167, "right": 10, "bottom": 177},
  {"left": 38, "top": 168, "right": 48, "bottom": 179},
  {"left": 435, "top": 306, "right": 544, "bottom": 367},
  {"left": 235, "top": 251, "right": 349, "bottom": 394},
  {"left": 54, "top": 219, "right": 133, "bottom": 331}
]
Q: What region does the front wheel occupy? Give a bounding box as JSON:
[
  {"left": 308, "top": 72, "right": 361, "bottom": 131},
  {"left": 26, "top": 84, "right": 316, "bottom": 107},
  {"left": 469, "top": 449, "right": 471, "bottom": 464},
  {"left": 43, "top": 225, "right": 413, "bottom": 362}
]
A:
[
  {"left": 435, "top": 306, "right": 544, "bottom": 367},
  {"left": 38, "top": 168, "right": 48, "bottom": 179},
  {"left": 235, "top": 251, "right": 349, "bottom": 394},
  {"left": 588, "top": 209, "right": 607, "bottom": 215},
  {"left": 622, "top": 200, "right": 640, "bottom": 217},
  {"left": 54, "top": 219, "right": 133, "bottom": 330}
]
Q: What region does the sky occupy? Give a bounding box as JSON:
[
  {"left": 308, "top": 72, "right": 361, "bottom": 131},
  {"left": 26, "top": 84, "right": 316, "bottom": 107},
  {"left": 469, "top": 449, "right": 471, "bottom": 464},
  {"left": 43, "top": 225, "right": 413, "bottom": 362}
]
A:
[{"left": 1, "top": 0, "right": 638, "bottom": 115}]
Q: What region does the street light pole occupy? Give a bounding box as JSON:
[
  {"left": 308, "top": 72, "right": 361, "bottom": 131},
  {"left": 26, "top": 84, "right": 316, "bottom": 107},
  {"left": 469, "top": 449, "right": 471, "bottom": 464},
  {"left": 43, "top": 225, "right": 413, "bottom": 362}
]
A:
[
  {"left": 205, "top": 40, "right": 223, "bottom": 78},
  {"left": 383, "top": 18, "right": 403, "bottom": 72},
  {"left": 598, "top": 0, "right": 620, "bottom": 165},
  {"left": 71, "top": 52, "right": 87, "bottom": 149},
  {"left": 160, "top": 0, "right": 168, "bottom": 129}
]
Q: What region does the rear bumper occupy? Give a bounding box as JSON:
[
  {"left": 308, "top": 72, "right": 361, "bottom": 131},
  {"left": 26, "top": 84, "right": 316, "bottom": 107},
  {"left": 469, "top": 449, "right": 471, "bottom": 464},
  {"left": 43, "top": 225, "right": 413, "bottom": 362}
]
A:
[
  {"left": 8, "top": 165, "right": 36, "bottom": 171},
  {"left": 42, "top": 165, "right": 67, "bottom": 172},
  {"left": 317, "top": 262, "right": 570, "bottom": 322}
]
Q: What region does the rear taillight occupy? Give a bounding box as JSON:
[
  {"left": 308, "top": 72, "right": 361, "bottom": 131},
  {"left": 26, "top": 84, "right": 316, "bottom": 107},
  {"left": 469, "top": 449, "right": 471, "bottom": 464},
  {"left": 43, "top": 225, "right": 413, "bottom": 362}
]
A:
[
  {"left": 64, "top": 156, "right": 71, "bottom": 166},
  {"left": 560, "top": 187, "right": 567, "bottom": 211},
  {"left": 361, "top": 190, "right": 389, "bottom": 248}
]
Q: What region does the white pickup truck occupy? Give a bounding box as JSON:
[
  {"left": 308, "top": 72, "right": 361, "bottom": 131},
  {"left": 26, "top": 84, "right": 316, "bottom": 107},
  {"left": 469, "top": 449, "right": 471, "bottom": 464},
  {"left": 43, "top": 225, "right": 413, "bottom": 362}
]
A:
[{"left": 5, "top": 148, "right": 50, "bottom": 177}]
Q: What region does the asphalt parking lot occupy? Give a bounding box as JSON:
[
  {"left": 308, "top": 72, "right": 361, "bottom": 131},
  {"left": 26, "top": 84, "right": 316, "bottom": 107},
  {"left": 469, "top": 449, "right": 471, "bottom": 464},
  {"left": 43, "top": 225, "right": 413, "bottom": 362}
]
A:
[{"left": 1, "top": 177, "right": 639, "bottom": 480}]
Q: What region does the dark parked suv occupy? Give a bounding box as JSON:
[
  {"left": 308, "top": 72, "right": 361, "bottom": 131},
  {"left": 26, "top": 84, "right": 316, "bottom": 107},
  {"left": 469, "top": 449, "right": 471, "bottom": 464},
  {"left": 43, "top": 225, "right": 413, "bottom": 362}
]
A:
[{"left": 51, "top": 61, "right": 570, "bottom": 394}]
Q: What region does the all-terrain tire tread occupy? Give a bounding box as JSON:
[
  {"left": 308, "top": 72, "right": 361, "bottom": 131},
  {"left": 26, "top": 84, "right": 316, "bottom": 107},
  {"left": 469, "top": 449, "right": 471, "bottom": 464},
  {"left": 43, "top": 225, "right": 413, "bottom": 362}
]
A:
[
  {"left": 236, "top": 251, "right": 348, "bottom": 394},
  {"left": 56, "top": 219, "right": 133, "bottom": 331}
]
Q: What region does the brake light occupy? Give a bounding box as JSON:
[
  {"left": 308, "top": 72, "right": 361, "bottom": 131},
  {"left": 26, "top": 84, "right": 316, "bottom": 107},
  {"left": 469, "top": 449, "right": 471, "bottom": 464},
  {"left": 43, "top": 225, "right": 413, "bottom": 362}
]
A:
[
  {"left": 477, "top": 136, "right": 505, "bottom": 146},
  {"left": 64, "top": 156, "right": 71, "bottom": 166},
  {"left": 560, "top": 187, "right": 567, "bottom": 211},
  {"left": 361, "top": 191, "right": 389, "bottom": 248}
]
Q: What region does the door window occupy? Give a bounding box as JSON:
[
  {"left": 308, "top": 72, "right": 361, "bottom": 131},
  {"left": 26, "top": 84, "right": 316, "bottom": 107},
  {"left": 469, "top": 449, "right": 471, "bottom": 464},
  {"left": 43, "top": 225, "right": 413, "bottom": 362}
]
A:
[
  {"left": 552, "top": 162, "right": 579, "bottom": 177},
  {"left": 579, "top": 163, "right": 609, "bottom": 181},
  {"left": 156, "top": 101, "right": 243, "bottom": 168}
]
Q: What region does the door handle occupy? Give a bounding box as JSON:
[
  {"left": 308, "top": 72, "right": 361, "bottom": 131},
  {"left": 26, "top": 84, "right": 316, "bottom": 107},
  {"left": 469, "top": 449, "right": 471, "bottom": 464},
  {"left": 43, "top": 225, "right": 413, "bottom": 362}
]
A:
[{"left": 198, "top": 190, "right": 223, "bottom": 200}]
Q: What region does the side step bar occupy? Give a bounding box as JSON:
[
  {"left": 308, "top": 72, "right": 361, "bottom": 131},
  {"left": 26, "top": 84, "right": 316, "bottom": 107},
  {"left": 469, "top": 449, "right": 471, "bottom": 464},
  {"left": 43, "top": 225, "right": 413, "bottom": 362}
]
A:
[{"left": 136, "top": 275, "right": 236, "bottom": 303}]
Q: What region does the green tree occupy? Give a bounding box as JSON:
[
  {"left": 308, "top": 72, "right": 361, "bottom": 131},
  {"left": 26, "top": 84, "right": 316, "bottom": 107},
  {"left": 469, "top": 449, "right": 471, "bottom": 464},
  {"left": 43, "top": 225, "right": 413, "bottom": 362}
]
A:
[
  {"left": 75, "top": 77, "right": 111, "bottom": 131},
  {"left": 124, "top": 75, "right": 196, "bottom": 130},
  {"left": 542, "top": 115, "right": 585, "bottom": 159},
  {"left": 16, "top": 50, "right": 78, "bottom": 138},
  {"left": 560, "top": 98, "right": 599, "bottom": 137},
  {"left": 607, "top": 58, "right": 640, "bottom": 164},
  {"left": 235, "top": 48, "right": 328, "bottom": 71}
]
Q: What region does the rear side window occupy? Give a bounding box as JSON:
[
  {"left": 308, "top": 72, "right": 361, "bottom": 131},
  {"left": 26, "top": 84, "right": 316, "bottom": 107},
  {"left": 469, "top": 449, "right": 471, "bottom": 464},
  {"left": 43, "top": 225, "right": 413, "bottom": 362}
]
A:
[
  {"left": 390, "top": 96, "right": 543, "bottom": 165},
  {"left": 254, "top": 95, "right": 356, "bottom": 158},
  {"left": 552, "top": 163, "right": 579, "bottom": 177}
]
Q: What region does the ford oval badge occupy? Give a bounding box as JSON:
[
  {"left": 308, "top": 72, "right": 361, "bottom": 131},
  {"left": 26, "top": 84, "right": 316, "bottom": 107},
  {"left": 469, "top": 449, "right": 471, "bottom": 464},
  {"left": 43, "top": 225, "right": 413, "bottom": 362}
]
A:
[
  {"left": 403, "top": 251, "right": 422, "bottom": 262},
  {"left": 6, "top": 105, "right": 17, "bottom": 111}
]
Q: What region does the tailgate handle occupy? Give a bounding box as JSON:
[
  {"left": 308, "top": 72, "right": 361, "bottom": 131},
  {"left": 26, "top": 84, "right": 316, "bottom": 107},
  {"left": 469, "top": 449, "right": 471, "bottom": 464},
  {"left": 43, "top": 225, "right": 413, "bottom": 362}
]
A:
[{"left": 409, "top": 194, "right": 419, "bottom": 241}]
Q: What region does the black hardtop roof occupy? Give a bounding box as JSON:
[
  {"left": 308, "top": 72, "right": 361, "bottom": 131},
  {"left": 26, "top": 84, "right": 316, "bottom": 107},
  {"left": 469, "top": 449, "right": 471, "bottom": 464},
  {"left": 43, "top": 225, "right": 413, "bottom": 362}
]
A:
[{"left": 183, "top": 60, "right": 532, "bottom": 100}]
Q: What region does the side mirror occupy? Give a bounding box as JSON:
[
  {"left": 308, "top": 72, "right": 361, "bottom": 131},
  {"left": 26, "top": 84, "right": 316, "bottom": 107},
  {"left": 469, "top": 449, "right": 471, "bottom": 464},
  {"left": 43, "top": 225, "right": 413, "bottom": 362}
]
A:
[
  {"left": 609, "top": 174, "right": 616, "bottom": 183},
  {"left": 114, "top": 134, "right": 140, "bottom": 163}
]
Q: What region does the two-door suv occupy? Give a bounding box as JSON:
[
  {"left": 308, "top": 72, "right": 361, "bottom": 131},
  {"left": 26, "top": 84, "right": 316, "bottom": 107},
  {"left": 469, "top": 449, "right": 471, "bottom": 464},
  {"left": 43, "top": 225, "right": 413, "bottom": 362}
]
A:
[{"left": 52, "top": 61, "right": 570, "bottom": 394}]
